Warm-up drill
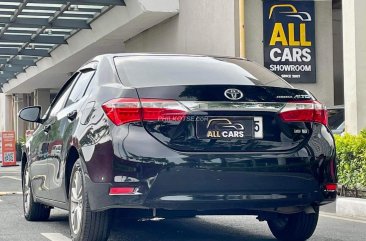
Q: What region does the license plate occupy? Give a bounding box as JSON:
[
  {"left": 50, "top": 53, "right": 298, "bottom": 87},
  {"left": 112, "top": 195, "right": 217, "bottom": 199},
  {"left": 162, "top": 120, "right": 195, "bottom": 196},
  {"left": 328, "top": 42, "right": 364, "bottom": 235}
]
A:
[{"left": 196, "top": 116, "right": 263, "bottom": 139}]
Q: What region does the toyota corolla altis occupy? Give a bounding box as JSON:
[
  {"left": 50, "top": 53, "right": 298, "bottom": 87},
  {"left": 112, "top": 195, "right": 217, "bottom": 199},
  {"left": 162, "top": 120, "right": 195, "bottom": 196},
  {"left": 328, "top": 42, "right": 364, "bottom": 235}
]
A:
[{"left": 19, "top": 54, "right": 337, "bottom": 241}]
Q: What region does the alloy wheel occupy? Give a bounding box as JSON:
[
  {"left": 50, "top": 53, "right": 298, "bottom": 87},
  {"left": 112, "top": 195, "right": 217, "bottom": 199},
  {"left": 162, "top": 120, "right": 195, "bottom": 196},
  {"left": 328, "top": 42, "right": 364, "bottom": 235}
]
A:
[
  {"left": 70, "top": 169, "right": 83, "bottom": 235},
  {"left": 23, "top": 165, "right": 31, "bottom": 215}
]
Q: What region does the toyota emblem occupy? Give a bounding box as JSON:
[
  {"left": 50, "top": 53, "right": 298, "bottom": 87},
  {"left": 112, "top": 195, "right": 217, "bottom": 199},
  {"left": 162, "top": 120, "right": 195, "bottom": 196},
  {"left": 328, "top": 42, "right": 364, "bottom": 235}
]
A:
[{"left": 224, "top": 89, "right": 244, "bottom": 101}]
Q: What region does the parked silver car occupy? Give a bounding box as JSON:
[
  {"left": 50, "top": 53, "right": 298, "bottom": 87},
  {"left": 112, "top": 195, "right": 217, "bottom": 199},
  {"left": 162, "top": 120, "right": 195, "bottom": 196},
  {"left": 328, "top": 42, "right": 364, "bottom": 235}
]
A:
[{"left": 328, "top": 105, "right": 345, "bottom": 135}]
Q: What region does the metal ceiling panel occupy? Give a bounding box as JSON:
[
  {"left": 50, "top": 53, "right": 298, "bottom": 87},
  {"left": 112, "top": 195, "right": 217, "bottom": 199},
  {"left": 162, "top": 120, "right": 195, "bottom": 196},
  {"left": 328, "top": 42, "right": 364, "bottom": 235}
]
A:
[
  {"left": 0, "top": 35, "right": 67, "bottom": 44},
  {"left": 0, "top": 0, "right": 125, "bottom": 86}
]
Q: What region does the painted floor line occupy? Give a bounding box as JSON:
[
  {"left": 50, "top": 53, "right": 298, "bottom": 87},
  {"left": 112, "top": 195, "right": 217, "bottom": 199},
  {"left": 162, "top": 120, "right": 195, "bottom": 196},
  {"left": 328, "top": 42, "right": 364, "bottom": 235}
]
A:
[
  {"left": 0, "top": 176, "right": 21, "bottom": 181},
  {"left": 320, "top": 212, "right": 366, "bottom": 224},
  {"left": 41, "top": 233, "right": 72, "bottom": 241}
]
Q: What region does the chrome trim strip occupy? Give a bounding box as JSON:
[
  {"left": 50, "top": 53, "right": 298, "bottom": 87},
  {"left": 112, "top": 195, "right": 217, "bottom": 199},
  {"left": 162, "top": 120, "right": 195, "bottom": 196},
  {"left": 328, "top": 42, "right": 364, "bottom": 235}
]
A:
[{"left": 179, "top": 101, "right": 286, "bottom": 112}]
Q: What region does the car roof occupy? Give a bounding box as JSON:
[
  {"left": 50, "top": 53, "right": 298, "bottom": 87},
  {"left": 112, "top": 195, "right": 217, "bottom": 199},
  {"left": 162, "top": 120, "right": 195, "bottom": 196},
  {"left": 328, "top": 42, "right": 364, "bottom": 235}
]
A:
[
  {"left": 79, "top": 53, "right": 250, "bottom": 72},
  {"left": 93, "top": 53, "right": 248, "bottom": 62}
]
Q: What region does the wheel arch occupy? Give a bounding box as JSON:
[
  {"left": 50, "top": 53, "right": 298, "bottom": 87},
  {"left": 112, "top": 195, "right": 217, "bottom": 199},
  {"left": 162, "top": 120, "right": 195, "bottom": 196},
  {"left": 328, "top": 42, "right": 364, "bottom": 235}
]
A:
[
  {"left": 21, "top": 152, "right": 28, "bottom": 179},
  {"left": 65, "top": 146, "right": 80, "bottom": 200}
]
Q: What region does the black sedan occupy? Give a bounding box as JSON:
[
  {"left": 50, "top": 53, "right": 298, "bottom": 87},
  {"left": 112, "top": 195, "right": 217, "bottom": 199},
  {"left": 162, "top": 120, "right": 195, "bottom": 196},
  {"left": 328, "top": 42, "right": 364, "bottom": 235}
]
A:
[{"left": 19, "top": 54, "right": 337, "bottom": 241}]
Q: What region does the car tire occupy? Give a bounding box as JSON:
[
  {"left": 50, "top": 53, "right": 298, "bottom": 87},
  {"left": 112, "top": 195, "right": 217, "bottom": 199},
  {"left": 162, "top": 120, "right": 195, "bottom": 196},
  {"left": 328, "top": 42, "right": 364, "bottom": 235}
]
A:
[
  {"left": 69, "top": 159, "right": 111, "bottom": 241},
  {"left": 23, "top": 162, "right": 51, "bottom": 221},
  {"left": 267, "top": 207, "right": 319, "bottom": 241}
]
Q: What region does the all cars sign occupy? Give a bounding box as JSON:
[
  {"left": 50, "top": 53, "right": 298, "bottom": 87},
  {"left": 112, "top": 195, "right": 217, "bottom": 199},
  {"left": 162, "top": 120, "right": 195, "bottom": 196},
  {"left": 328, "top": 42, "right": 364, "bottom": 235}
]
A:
[{"left": 263, "top": 0, "right": 316, "bottom": 83}]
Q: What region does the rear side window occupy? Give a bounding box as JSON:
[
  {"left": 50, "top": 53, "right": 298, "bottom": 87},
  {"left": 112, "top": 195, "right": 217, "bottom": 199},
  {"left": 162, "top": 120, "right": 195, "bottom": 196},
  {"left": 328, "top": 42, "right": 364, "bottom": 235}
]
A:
[
  {"left": 44, "top": 73, "right": 79, "bottom": 119},
  {"left": 114, "top": 56, "right": 291, "bottom": 88},
  {"left": 65, "top": 71, "right": 95, "bottom": 107},
  {"left": 50, "top": 80, "right": 74, "bottom": 117}
]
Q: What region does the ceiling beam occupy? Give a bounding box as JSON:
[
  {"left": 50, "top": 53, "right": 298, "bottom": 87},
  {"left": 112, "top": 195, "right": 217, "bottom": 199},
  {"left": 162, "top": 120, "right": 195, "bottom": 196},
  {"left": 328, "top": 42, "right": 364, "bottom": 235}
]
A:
[
  {"left": 10, "top": 59, "right": 36, "bottom": 66},
  {"left": 0, "top": 5, "right": 99, "bottom": 12},
  {"left": 2, "top": 65, "right": 25, "bottom": 72},
  {"left": 21, "top": 49, "right": 50, "bottom": 57},
  {"left": 4, "top": 29, "right": 71, "bottom": 35},
  {"left": 0, "top": 44, "right": 23, "bottom": 48},
  {"left": 0, "top": 11, "right": 95, "bottom": 19},
  {"left": 0, "top": 17, "right": 91, "bottom": 29},
  {"left": 53, "top": 19, "right": 91, "bottom": 29},
  {"left": 0, "top": 34, "right": 66, "bottom": 44},
  {"left": 28, "top": 11, "right": 95, "bottom": 18},
  {"left": 0, "top": 72, "right": 16, "bottom": 78},
  {"left": 0, "top": 6, "right": 54, "bottom": 11},
  {"left": 0, "top": 11, "right": 15, "bottom": 16},
  {"left": 0, "top": 58, "right": 38, "bottom": 66},
  {"left": 56, "top": 13, "right": 96, "bottom": 18},
  {"left": 0, "top": 5, "right": 115, "bottom": 12},
  {"left": 14, "top": 0, "right": 125, "bottom": 6},
  {"left": 0, "top": 48, "right": 50, "bottom": 57}
]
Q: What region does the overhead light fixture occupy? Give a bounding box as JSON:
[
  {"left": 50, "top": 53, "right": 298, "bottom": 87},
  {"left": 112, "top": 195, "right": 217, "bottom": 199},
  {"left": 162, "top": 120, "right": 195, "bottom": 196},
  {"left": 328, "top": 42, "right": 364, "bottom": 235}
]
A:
[
  {"left": 47, "top": 29, "right": 52, "bottom": 35},
  {"left": 19, "top": 55, "right": 23, "bottom": 60},
  {"left": 8, "top": 64, "right": 12, "bottom": 68},
  {"left": 0, "top": 71, "right": 3, "bottom": 74}
]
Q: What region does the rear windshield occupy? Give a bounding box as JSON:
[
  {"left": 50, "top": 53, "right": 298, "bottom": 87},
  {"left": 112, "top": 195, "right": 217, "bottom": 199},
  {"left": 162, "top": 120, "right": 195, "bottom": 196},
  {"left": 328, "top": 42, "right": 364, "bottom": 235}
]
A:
[{"left": 114, "top": 56, "right": 291, "bottom": 88}]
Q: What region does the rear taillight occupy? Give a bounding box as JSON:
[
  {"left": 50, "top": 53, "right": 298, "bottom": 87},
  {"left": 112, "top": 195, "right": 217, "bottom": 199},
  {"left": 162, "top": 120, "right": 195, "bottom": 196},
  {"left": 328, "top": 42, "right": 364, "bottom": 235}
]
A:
[
  {"left": 102, "top": 98, "right": 188, "bottom": 126},
  {"left": 279, "top": 100, "right": 328, "bottom": 126},
  {"left": 325, "top": 183, "right": 337, "bottom": 192},
  {"left": 102, "top": 98, "right": 141, "bottom": 126}
]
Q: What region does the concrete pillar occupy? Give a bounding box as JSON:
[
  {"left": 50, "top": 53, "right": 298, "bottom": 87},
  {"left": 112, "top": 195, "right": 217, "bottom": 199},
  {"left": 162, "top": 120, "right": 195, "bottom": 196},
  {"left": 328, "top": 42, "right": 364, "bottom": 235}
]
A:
[
  {"left": 342, "top": 0, "right": 366, "bottom": 134},
  {"left": 33, "top": 89, "right": 50, "bottom": 117},
  {"left": 13, "top": 94, "right": 27, "bottom": 140},
  {"left": 0, "top": 94, "right": 5, "bottom": 131},
  {"left": 0, "top": 94, "right": 15, "bottom": 132}
]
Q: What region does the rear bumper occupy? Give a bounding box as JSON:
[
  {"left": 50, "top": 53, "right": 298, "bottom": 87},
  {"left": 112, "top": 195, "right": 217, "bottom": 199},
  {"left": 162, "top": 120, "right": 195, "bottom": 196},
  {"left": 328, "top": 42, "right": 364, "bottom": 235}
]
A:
[
  {"left": 142, "top": 167, "right": 336, "bottom": 210},
  {"left": 85, "top": 166, "right": 336, "bottom": 212},
  {"left": 84, "top": 123, "right": 336, "bottom": 212}
]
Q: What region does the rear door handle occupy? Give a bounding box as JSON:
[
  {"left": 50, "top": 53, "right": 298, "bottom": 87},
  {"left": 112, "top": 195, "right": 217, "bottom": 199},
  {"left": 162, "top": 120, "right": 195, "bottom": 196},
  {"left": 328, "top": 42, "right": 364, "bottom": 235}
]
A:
[
  {"left": 43, "top": 124, "right": 51, "bottom": 133},
  {"left": 67, "top": 110, "right": 77, "bottom": 121}
]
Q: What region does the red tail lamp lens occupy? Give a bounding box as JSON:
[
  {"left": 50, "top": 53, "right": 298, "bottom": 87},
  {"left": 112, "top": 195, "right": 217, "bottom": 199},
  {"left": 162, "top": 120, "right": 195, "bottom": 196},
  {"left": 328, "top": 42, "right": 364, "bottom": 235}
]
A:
[
  {"left": 325, "top": 183, "right": 337, "bottom": 192},
  {"left": 279, "top": 100, "right": 328, "bottom": 126},
  {"left": 102, "top": 98, "right": 141, "bottom": 126},
  {"left": 102, "top": 98, "right": 188, "bottom": 126}
]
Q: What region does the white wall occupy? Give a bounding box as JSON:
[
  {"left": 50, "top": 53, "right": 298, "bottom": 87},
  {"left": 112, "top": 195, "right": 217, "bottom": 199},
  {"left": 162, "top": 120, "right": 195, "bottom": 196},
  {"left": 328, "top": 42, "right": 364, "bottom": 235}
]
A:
[
  {"left": 127, "top": 0, "right": 334, "bottom": 106},
  {"left": 0, "top": 94, "right": 5, "bottom": 131},
  {"left": 343, "top": 0, "right": 366, "bottom": 134},
  {"left": 244, "top": 0, "right": 335, "bottom": 107},
  {"left": 0, "top": 94, "right": 13, "bottom": 132},
  {"left": 125, "top": 0, "right": 236, "bottom": 56},
  {"left": 244, "top": 0, "right": 263, "bottom": 64}
]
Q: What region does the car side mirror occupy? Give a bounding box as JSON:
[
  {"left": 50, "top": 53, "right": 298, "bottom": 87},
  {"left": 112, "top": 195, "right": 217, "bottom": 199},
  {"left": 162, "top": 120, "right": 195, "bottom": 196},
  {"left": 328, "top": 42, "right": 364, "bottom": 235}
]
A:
[{"left": 18, "top": 106, "right": 43, "bottom": 123}]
